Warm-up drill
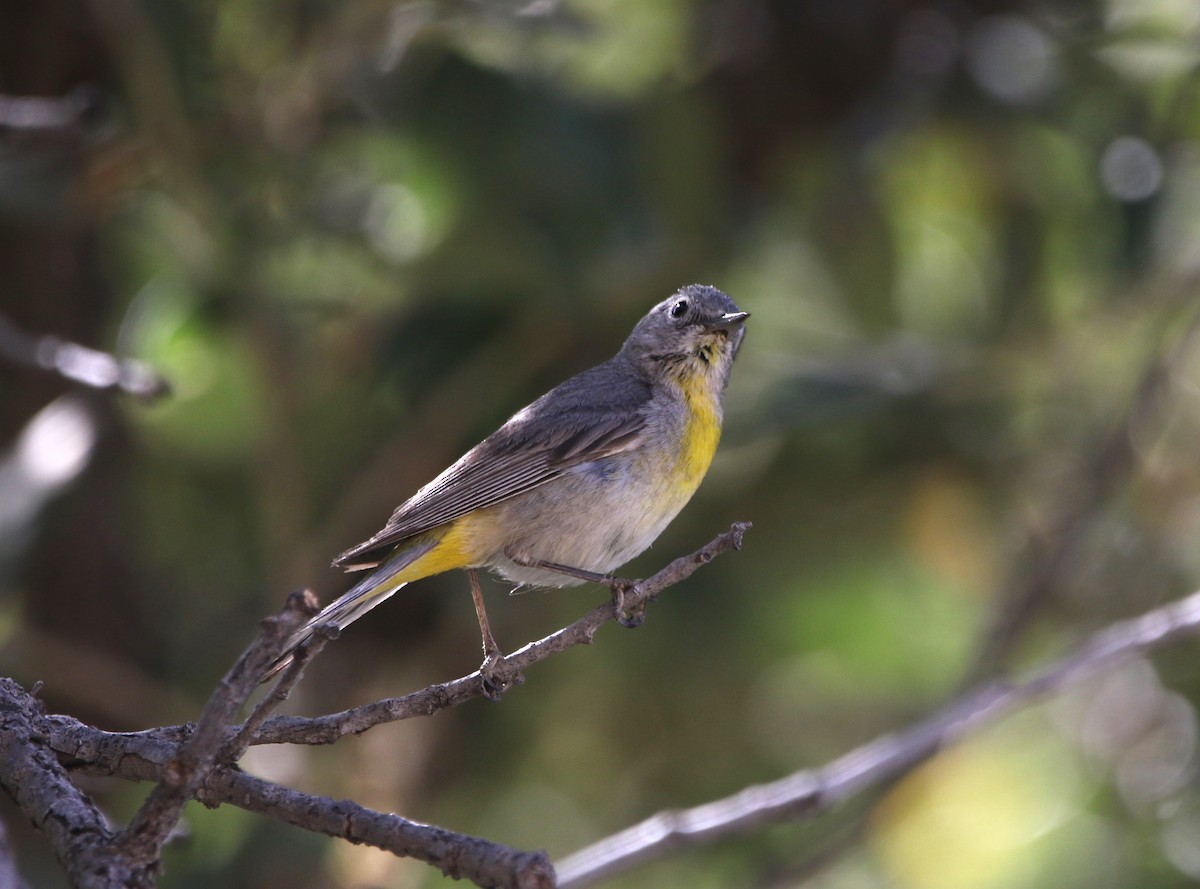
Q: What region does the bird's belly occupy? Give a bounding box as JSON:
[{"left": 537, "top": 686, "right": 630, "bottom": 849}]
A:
[{"left": 477, "top": 449, "right": 707, "bottom": 588}]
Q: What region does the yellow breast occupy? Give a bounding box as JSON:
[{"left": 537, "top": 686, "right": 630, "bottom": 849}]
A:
[{"left": 677, "top": 370, "right": 723, "bottom": 490}]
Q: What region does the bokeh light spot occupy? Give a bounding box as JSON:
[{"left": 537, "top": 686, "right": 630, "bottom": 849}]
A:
[{"left": 1100, "top": 136, "right": 1163, "bottom": 202}]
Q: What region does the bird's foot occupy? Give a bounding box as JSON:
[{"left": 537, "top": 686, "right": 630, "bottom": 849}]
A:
[
  {"left": 609, "top": 579, "right": 646, "bottom": 628},
  {"left": 479, "top": 649, "right": 522, "bottom": 702}
]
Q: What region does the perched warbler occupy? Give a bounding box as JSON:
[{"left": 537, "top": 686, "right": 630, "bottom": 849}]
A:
[{"left": 271, "top": 284, "right": 747, "bottom": 692}]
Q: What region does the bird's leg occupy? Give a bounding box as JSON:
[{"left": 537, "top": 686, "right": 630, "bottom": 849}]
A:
[
  {"left": 468, "top": 568, "right": 512, "bottom": 701},
  {"left": 508, "top": 555, "right": 645, "bottom": 629}
]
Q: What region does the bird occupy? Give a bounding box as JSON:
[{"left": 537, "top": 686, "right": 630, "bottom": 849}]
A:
[{"left": 268, "top": 284, "right": 748, "bottom": 694}]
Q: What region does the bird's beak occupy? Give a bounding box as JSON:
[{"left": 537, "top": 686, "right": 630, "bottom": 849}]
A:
[{"left": 704, "top": 311, "right": 750, "bottom": 332}]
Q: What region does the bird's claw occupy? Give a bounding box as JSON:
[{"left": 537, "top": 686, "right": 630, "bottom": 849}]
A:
[
  {"left": 610, "top": 581, "right": 646, "bottom": 628},
  {"left": 479, "top": 651, "right": 521, "bottom": 701},
  {"left": 617, "top": 605, "right": 646, "bottom": 629}
]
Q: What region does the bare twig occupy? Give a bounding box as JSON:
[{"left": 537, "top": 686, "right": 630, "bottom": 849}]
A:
[
  {"left": 221, "top": 619, "right": 333, "bottom": 762},
  {"left": 23, "top": 528, "right": 746, "bottom": 887},
  {"left": 250, "top": 522, "right": 753, "bottom": 745},
  {"left": 15, "top": 527, "right": 748, "bottom": 887},
  {"left": 198, "top": 768, "right": 556, "bottom": 889},
  {"left": 0, "top": 314, "right": 169, "bottom": 401},
  {"left": 554, "top": 587, "right": 1200, "bottom": 888},
  {"left": 0, "top": 88, "right": 99, "bottom": 133},
  {"left": 11, "top": 529, "right": 747, "bottom": 889},
  {"left": 109, "top": 590, "right": 317, "bottom": 876},
  {"left": 44, "top": 709, "right": 555, "bottom": 888},
  {"left": 23, "top": 549, "right": 1200, "bottom": 888}
]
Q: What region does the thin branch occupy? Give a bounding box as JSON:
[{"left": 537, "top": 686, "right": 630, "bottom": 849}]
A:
[
  {"left": 22, "top": 527, "right": 749, "bottom": 888},
  {"left": 26, "top": 544, "right": 1200, "bottom": 888},
  {"left": 109, "top": 589, "right": 318, "bottom": 875},
  {"left": 252, "top": 522, "right": 753, "bottom": 745},
  {"left": 221, "top": 620, "right": 333, "bottom": 762},
  {"left": 0, "top": 313, "right": 169, "bottom": 401},
  {"left": 554, "top": 587, "right": 1200, "bottom": 888},
  {"left": 45, "top": 710, "right": 555, "bottom": 888},
  {"left": 198, "top": 768, "right": 556, "bottom": 889},
  {"left": 0, "top": 88, "right": 99, "bottom": 134}
]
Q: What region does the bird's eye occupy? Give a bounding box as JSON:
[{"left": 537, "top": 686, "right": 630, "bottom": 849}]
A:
[{"left": 669, "top": 299, "right": 689, "bottom": 319}]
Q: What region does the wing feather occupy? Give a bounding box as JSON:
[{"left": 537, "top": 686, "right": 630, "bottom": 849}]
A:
[{"left": 333, "top": 359, "right": 650, "bottom": 568}]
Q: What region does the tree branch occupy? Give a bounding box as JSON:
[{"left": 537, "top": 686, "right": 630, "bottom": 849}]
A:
[
  {"left": 0, "top": 88, "right": 99, "bottom": 134},
  {"left": 554, "top": 587, "right": 1200, "bottom": 888},
  {"left": 109, "top": 590, "right": 318, "bottom": 876},
  {"left": 0, "top": 313, "right": 169, "bottom": 401},
  {"left": 44, "top": 699, "right": 557, "bottom": 888},
  {"left": 198, "top": 768, "right": 556, "bottom": 889},
  {"left": 16, "top": 524, "right": 1200, "bottom": 888},
  {"left": 13, "top": 526, "right": 748, "bottom": 888},
  {"left": 0, "top": 678, "right": 136, "bottom": 888},
  {"left": 248, "top": 521, "right": 753, "bottom": 745}
]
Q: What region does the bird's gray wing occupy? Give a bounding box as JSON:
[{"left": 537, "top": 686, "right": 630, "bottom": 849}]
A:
[{"left": 332, "top": 402, "right": 646, "bottom": 569}]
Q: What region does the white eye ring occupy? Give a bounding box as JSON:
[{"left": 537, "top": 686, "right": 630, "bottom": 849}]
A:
[{"left": 669, "top": 299, "right": 689, "bottom": 318}]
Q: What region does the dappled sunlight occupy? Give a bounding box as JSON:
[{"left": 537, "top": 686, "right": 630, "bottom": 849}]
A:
[{"left": 871, "top": 712, "right": 1092, "bottom": 889}]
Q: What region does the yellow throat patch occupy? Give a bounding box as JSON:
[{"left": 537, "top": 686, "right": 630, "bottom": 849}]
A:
[{"left": 678, "top": 368, "right": 723, "bottom": 489}]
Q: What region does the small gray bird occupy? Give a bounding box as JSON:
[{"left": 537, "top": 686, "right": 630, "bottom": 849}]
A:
[{"left": 271, "top": 285, "right": 747, "bottom": 689}]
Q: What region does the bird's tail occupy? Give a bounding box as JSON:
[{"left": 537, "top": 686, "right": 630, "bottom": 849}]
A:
[{"left": 261, "top": 538, "right": 437, "bottom": 681}]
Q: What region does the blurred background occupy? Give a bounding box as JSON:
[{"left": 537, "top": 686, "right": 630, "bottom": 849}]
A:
[{"left": 3, "top": 0, "right": 1200, "bottom": 887}]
